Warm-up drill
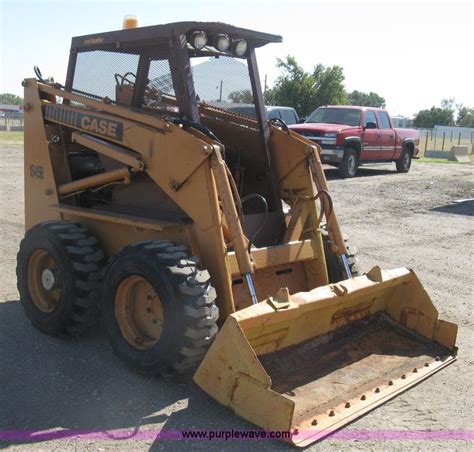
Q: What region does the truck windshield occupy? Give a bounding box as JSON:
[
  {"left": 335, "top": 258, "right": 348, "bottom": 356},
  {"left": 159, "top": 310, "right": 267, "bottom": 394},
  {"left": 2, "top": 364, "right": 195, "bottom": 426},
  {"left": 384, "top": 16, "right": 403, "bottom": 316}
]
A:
[{"left": 306, "top": 107, "right": 361, "bottom": 126}]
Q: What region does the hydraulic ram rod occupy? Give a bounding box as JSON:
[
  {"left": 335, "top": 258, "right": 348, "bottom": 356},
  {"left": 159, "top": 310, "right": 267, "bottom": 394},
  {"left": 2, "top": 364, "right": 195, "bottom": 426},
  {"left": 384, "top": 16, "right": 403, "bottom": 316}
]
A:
[{"left": 57, "top": 167, "right": 132, "bottom": 196}]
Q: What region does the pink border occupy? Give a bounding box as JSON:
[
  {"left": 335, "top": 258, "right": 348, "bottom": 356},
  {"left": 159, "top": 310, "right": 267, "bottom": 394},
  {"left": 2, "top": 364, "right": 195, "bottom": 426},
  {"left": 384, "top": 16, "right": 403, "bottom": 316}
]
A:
[{"left": 0, "top": 429, "right": 473, "bottom": 442}]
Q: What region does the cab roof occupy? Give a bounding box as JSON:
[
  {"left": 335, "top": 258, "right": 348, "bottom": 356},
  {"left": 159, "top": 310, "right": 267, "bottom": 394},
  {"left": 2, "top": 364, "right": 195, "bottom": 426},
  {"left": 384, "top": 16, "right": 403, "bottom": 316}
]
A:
[{"left": 71, "top": 21, "right": 282, "bottom": 52}]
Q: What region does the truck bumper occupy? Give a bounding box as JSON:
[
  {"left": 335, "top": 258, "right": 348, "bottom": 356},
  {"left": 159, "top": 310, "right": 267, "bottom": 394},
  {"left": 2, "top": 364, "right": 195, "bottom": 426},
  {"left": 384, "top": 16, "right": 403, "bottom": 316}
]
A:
[{"left": 319, "top": 145, "right": 345, "bottom": 164}]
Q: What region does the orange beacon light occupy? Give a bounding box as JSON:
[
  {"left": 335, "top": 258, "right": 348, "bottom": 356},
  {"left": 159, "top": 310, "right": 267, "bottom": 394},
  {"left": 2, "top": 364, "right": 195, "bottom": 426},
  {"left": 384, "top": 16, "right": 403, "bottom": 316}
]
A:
[{"left": 123, "top": 15, "right": 139, "bottom": 29}]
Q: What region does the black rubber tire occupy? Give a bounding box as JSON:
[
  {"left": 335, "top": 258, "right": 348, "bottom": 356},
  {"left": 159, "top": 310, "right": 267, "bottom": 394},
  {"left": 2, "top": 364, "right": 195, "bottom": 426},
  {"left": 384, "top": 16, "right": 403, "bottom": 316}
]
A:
[
  {"left": 321, "top": 226, "right": 360, "bottom": 283},
  {"left": 101, "top": 240, "right": 219, "bottom": 375},
  {"left": 396, "top": 149, "right": 412, "bottom": 173},
  {"left": 16, "top": 221, "right": 105, "bottom": 336},
  {"left": 338, "top": 148, "right": 359, "bottom": 178}
]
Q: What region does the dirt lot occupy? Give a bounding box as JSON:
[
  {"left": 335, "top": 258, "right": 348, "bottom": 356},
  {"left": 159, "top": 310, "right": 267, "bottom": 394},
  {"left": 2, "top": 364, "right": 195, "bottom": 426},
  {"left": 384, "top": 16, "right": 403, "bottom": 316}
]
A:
[{"left": 1, "top": 143, "right": 473, "bottom": 451}]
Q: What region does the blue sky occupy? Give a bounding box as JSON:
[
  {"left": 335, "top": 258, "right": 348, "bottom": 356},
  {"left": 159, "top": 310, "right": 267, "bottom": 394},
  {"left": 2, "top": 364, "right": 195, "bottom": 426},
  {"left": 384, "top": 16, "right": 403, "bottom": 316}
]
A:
[{"left": 1, "top": 0, "right": 473, "bottom": 116}]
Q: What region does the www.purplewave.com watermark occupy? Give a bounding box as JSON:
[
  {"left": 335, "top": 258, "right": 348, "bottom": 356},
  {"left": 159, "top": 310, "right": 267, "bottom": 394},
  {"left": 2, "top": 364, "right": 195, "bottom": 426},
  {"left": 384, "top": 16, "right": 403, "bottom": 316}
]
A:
[{"left": 0, "top": 429, "right": 473, "bottom": 442}]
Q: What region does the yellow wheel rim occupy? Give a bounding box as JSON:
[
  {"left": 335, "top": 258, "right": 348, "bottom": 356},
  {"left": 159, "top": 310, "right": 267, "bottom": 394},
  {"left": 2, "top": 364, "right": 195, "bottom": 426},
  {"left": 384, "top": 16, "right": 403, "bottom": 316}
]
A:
[
  {"left": 115, "top": 275, "right": 165, "bottom": 351},
  {"left": 27, "top": 249, "right": 61, "bottom": 313}
]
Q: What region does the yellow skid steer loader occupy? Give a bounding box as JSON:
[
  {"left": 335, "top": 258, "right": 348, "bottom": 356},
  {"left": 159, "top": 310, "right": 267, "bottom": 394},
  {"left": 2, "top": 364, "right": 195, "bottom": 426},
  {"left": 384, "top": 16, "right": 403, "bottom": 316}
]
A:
[{"left": 17, "top": 20, "right": 457, "bottom": 446}]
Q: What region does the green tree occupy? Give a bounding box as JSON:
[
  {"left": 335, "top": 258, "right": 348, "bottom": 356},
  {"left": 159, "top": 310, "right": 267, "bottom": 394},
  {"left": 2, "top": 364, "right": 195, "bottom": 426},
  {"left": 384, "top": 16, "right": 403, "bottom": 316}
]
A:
[
  {"left": 413, "top": 106, "right": 455, "bottom": 128},
  {"left": 264, "top": 56, "right": 315, "bottom": 115},
  {"left": 264, "top": 56, "right": 347, "bottom": 116},
  {"left": 0, "top": 93, "right": 23, "bottom": 105},
  {"left": 456, "top": 105, "right": 474, "bottom": 127},
  {"left": 311, "top": 64, "right": 348, "bottom": 108},
  {"left": 348, "top": 90, "right": 386, "bottom": 108},
  {"left": 441, "top": 98, "right": 455, "bottom": 112},
  {"left": 228, "top": 89, "right": 253, "bottom": 104}
]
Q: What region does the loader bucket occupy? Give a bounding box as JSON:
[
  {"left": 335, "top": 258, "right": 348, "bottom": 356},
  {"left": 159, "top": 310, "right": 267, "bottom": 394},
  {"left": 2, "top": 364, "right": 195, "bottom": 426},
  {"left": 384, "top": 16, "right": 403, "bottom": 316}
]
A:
[{"left": 194, "top": 267, "right": 457, "bottom": 447}]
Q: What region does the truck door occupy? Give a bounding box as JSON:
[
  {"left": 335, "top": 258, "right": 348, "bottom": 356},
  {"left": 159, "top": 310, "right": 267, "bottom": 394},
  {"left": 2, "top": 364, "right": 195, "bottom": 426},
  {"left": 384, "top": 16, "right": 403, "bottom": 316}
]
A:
[
  {"left": 361, "top": 110, "right": 384, "bottom": 160},
  {"left": 376, "top": 111, "right": 396, "bottom": 159}
]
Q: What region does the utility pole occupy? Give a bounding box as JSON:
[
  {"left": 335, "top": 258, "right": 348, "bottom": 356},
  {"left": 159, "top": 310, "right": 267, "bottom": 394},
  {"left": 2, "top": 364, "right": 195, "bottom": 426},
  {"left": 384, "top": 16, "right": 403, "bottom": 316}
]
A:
[{"left": 219, "top": 80, "right": 223, "bottom": 102}]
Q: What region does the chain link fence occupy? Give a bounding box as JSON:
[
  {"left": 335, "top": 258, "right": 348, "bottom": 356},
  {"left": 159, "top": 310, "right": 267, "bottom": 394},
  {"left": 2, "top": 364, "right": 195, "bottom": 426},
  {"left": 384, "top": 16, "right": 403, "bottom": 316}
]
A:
[
  {"left": 0, "top": 113, "right": 24, "bottom": 131},
  {"left": 416, "top": 127, "right": 474, "bottom": 156}
]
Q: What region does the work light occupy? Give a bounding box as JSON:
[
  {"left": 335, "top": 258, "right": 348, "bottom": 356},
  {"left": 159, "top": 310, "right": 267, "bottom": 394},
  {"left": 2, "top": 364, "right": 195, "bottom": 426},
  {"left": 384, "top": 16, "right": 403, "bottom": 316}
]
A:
[
  {"left": 232, "top": 39, "right": 248, "bottom": 57},
  {"left": 213, "top": 34, "right": 231, "bottom": 52},
  {"left": 189, "top": 31, "right": 208, "bottom": 50}
]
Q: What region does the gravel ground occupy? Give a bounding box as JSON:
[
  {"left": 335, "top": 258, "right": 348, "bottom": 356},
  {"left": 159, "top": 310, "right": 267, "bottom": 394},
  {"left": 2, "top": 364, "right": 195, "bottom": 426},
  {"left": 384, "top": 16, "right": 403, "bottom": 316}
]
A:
[{"left": 1, "top": 145, "right": 473, "bottom": 451}]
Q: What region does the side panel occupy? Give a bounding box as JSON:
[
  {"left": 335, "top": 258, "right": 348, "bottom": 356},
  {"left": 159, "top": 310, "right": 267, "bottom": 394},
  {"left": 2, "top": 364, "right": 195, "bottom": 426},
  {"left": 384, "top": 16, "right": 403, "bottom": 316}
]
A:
[
  {"left": 23, "top": 80, "right": 62, "bottom": 229},
  {"left": 60, "top": 214, "right": 188, "bottom": 256},
  {"left": 29, "top": 87, "right": 235, "bottom": 318}
]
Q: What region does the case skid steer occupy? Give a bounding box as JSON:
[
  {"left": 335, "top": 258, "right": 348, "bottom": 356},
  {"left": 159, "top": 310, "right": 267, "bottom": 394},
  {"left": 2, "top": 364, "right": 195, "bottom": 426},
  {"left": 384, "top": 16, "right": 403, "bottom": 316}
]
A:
[{"left": 17, "top": 21, "right": 457, "bottom": 446}]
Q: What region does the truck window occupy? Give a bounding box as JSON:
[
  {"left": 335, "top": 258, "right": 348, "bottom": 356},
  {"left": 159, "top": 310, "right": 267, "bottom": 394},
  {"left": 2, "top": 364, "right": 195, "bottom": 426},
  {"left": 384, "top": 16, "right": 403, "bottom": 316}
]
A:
[
  {"left": 364, "top": 111, "right": 378, "bottom": 127},
  {"left": 267, "top": 109, "right": 282, "bottom": 120},
  {"left": 377, "top": 111, "right": 391, "bottom": 129},
  {"left": 280, "top": 109, "right": 297, "bottom": 125},
  {"left": 306, "top": 107, "right": 361, "bottom": 127}
]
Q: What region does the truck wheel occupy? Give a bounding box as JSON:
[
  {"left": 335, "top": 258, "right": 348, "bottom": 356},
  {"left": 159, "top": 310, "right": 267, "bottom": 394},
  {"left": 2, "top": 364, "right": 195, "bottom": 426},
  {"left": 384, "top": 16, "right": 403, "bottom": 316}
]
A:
[
  {"left": 338, "top": 148, "right": 358, "bottom": 178},
  {"left": 321, "top": 226, "right": 360, "bottom": 282},
  {"left": 16, "top": 221, "right": 105, "bottom": 336},
  {"left": 101, "top": 240, "right": 219, "bottom": 375},
  {"left": 396, "top": 149, "right": 412, "bottom": 173}
]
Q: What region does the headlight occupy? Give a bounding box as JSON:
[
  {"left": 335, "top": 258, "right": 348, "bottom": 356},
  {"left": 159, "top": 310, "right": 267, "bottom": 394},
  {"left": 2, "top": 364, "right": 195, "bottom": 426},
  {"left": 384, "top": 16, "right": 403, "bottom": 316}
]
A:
[
  {"left": 213, "top": 34, "right": 230, "bottom": 52},
  {"left": 189, "top": 31, "right": 208, "bottom": 50},
  {"left": 231, "top": 39, "right": 248, "bottom": 57}
]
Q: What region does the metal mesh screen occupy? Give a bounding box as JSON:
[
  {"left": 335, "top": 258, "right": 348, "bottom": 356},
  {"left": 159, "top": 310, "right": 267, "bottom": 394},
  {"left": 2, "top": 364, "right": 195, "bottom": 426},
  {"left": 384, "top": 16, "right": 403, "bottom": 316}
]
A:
[
  {"left": 147, "top": 60, "right": 175, "bottom": 98},
  {"left": 72, "top": 50, "right": 140, "bottom": 103},
  {"left": 191, "top": 56, "right": 256, "bottom": 116},
  {"left": 143, "top": 59, "right": 177, "bottom": 114}
]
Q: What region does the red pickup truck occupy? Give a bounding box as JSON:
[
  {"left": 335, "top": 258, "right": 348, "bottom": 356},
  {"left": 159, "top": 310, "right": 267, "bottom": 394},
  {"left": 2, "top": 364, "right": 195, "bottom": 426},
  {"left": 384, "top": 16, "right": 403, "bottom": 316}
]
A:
[{"left": 289, "top": 106, "right": 420, "bottom": 177}]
